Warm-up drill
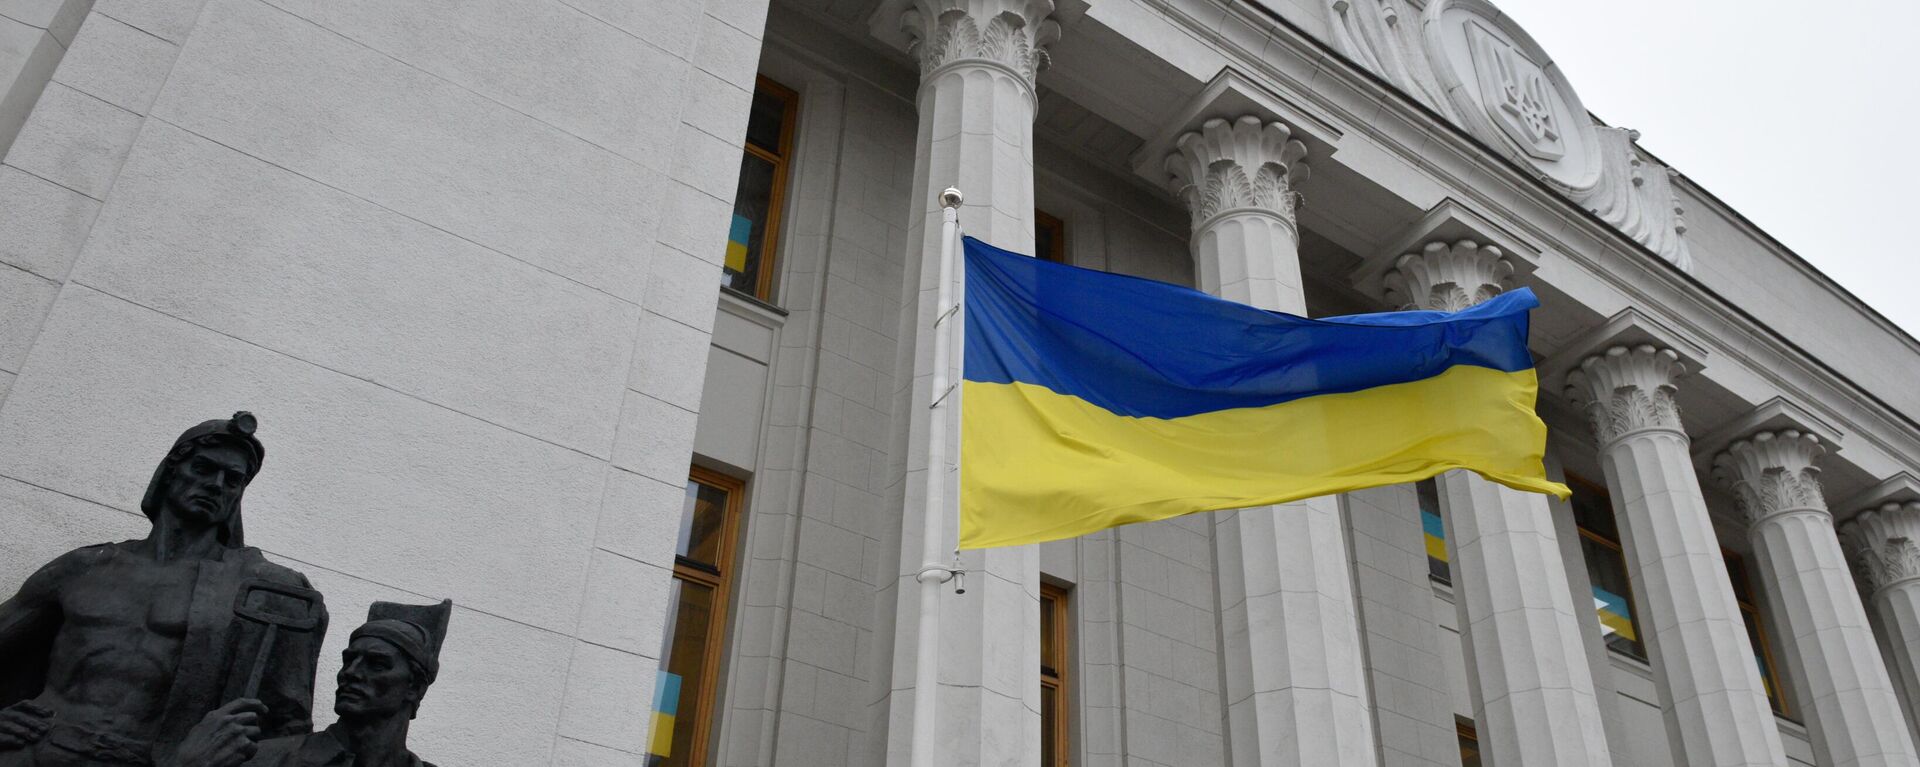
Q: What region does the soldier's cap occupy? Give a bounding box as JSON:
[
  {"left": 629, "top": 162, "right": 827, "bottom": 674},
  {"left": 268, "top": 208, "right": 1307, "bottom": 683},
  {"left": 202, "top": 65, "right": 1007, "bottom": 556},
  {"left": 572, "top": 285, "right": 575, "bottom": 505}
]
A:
[{"left": 352, "top": 599, "right": 454, "bottom": 690}]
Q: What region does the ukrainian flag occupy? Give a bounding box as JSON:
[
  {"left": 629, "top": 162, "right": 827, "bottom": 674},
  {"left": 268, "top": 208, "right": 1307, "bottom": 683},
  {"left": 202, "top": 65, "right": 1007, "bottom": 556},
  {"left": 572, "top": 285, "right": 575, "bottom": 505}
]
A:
[{"left": 959, "top": 237, "right": 1569, "bottom": 549}]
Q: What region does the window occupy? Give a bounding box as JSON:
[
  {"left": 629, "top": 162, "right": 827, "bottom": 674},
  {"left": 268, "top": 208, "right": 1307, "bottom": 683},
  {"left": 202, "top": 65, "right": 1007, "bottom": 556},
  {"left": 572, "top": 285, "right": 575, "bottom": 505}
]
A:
[
  {"left": 1570, "top": 476, "right": 1646, "bottom": 659},
  {"left": 649, "top": 468, "right": 746, "bottom": 767},
  {"left": 1035, "top": 210, "right": 1066, "bottom": 263},
  {"left": 1418, "top": 478, "right": 1449, "bottom": 583},
  {"left": 723, "top": 77, "right": 797, "bottom": 302},
  {"left": 1456, "top": 718, "right": 1482, "bottom": 767},
  {"left": 1724, "top": 549, "right": 1788, "bottom": 716},
  {"left": 1040, "top": 583, "right": 1070, "bottom": 767}
]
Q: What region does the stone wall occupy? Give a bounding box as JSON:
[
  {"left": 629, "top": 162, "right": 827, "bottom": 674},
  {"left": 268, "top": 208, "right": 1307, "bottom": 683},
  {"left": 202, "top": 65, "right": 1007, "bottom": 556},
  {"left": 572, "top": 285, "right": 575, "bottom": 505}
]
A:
[{"left": 0, "top": 0, "right": 771, "bottom": 763}]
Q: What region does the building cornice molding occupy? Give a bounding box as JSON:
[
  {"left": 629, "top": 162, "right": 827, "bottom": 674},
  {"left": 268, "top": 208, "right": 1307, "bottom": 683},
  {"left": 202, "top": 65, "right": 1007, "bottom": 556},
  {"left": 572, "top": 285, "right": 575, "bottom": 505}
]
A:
[{"left": 1349, "top": 197, "right": 1540, "bottom": 307}]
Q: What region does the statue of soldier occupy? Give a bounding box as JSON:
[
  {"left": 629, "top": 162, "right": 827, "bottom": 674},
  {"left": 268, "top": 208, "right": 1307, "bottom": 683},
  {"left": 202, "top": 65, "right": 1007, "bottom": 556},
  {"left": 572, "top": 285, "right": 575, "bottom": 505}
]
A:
[
  {"left": 193, "top": 600, "right": 451, "bottom": 767},
  {"left": 0, "top": 413, "right": 328, "bottom": 766}
]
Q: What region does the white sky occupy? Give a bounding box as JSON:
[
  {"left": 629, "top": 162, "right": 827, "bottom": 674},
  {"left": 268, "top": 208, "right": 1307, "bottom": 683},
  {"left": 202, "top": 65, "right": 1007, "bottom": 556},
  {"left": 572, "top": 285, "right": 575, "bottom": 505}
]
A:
[{"left": 1489, "top": 0, "right": 1920, "bottom": 336}]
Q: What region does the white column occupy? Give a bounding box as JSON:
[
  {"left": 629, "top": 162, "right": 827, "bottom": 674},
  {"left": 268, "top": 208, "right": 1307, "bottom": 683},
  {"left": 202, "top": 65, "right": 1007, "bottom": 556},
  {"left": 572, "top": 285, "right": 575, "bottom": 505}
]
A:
[
  {"left": 1386, "top": 241, "right": 1612, "bottom": 766},
  {"left": 1565, "top": 345, "right": 1789, "bottom": 767},
  {"left": 886, "top": 2, "right": 1056, "bottom": 765},
  {"left": 1843, "top": 501, "right": 1920, "bottom": 756},
  {"left": 1714, "top": 429, "right": 1919, "bottom": 767},
  {"left": 1165, "top": 115, "right": 1379, "bottom": 766}
]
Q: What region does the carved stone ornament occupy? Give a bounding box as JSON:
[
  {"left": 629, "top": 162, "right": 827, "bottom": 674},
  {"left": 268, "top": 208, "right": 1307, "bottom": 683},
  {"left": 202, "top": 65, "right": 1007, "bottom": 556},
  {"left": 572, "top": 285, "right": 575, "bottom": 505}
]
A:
[
  {"left": 1421, "top": 0, "right": 1595, "bottom": 189},
  {"left": 1564, "top": 344, "right": 1687, "bottom": 447},
  {"left": 1382, "top": 239, "right": 1513, "bottom": 312},
  {"left": 901, "top": 0, "right": 1060, "bottom": 85},
  {"left": 1325, "top": 0, "right": 1694, "bottom": 270},
  {"left": 1164, "top": 115, "right": 1311, "bottom": 232},
  {"left": 1464, "top": 20, "right": 1561, "bottom": 161},
  {"left": 1711, "top": 430, "right": 1829, "bottom": 527},
  {"left": 1842, "top": 502, "right": 1920, "bottom": 597}
]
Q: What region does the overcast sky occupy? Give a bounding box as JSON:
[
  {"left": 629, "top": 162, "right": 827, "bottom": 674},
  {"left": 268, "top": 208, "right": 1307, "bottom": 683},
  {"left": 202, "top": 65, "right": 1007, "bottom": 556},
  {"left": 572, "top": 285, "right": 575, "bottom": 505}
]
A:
[{"left": 1489, "top": 0, "right": 1920, "bottom": 336}]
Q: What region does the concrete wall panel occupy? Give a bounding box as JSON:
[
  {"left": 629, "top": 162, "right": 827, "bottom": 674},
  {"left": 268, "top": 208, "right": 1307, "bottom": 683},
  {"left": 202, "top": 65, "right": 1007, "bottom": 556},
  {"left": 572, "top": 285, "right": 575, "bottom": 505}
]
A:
[
  {"left": 71, "top": 121, "right": 637, "bottom": 456},
  {"left": 150, "top": 0, "right": 663, "bottom": 303}
]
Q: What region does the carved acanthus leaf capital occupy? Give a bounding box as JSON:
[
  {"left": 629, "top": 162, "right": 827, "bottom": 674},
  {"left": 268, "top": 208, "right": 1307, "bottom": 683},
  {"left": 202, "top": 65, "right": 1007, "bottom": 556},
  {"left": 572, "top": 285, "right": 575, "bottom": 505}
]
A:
[
  {"left": 1711, "top": 430, "right": 1829, "bottom": 527},
  {"left": 1164, "top": 115, "right": 1311, "bottom": 232},
  {"left": 1563, "top": 344, "right": 1686, "bottom": 446},
  {"left": 1842, "top": 502, "right": 1920, "bottom": 596},
  {"left": 1382, "top": 240, "right": 1514, "bottom": 311},
  {"left": 901, "top": 0, "right": 1060, "bottom": 85}
]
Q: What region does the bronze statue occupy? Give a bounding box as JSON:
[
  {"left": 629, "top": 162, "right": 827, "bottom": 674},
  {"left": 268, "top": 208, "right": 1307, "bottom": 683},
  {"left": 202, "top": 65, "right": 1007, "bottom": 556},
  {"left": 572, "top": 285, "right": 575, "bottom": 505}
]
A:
[
  {"left": 0, "top": 413, "right": 328, "bottom": 766},
  {"left": 218, "top": 600, "right": 452, "bottom": 767}
]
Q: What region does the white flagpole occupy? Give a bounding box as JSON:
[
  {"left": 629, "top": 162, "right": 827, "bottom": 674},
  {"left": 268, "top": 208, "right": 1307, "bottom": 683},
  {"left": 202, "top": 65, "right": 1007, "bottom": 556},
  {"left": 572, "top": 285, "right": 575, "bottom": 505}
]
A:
[{"left": 908, "top": 187, "right": 965, "bottom": 767}]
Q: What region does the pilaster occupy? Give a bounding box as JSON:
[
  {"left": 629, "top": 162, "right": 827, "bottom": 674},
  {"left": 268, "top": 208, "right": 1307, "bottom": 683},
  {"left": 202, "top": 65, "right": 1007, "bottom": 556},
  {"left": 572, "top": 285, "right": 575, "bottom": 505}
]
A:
[
  {"left": 1711, "top": 423, "right": 1918, "bottom": 767},
  {"left": 884, "top": 2, "right": 1056, "bottom": 765},
  {"left": 1166, "top": 114, "right": 1379, "bottom": 767},
  {"left": 1382, "top": 240, "right": 1611, "bottom": 767},
  {"left": 1554, "top": 317, "right": 1789, "bottom": 767},
  {"left": 1842, "top": 474, "right": 1920, "bottom": 757}
]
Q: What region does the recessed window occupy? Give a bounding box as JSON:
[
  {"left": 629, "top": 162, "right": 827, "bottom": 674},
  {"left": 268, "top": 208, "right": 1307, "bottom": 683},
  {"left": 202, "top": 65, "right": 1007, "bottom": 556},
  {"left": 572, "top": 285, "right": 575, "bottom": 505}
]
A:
[
  {"left": 723, "top": 77, "right": 797, "bottom": 302},
  {"left": 1724, "top": 549, "right": 1788, "bottom": 717},
  {"left": 1040, "top": 583, "right": 1071, "bottom": 767},
  {"left": 1417, "top": 478, "right": 1449, "bottom": 583},
  {"left": 1456, "top": 718, "right": 1482, "bottom": 767},
  {"left": 1570, "top": 476, "right": 1646, "bottom": 660},
  {"left": 1035, "top": 210, "right": 1066, "bottom": 263},
  {"left": 649, "top": 468, "right": 746, "bottom": 767}
]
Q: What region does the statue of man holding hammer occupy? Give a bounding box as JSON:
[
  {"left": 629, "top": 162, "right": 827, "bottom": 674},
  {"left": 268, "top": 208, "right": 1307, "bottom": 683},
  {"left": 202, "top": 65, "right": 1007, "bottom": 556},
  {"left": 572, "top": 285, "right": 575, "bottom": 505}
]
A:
[{"left": 0, "top": 413, "right": 328, "bottom": 766}]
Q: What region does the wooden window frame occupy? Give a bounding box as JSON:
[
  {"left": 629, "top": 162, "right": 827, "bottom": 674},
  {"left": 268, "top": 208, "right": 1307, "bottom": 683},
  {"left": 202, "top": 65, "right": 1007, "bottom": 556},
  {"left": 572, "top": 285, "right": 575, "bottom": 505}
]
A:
[
  {"left": 1040, "top": 583, "right": 1070, "bottom": 767},
  {"left": 1456, "top": 717, "right": 1481, "bottom": 766},
  {"left": 1034, "top": 209, "right": 1067, "bottom": 263},
  {"left": 1723, "top": 548, "right": 1790, "bottom": 718},
  {"left": 1569, "top": 474, "right": 1647, "bottom": 661},
  {"left": 667, "top": 466, "right": 748, "bottom": 767},
  {"left": 737, "top": 76, "right": 798, "bottom": 302}
]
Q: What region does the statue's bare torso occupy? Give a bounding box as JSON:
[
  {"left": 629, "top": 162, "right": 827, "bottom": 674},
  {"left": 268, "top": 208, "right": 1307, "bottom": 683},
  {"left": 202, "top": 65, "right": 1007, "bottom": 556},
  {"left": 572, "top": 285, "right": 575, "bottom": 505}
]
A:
[{"left": 26, "top": 544, "right": 199, "bottom": 740}]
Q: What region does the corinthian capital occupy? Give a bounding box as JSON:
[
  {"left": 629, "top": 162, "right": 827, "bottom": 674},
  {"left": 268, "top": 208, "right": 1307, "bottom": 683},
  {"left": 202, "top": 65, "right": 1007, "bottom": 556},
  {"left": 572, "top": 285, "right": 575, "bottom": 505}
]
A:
[
  {"left": 1842, "top": 502, "right": 1920, "bottom": 597},
  {"left": 1164, "top": 115, "right": 1311, "bottom": 232},
  {"left": 901, "top": 0, "right": 1060, "bottom": 85},
  {"left": 1383, "top": 240, "right": 1513, "bottom": 312},
  {"left": 1564, "top": 345, "right": 1687, "bottom": 446},
  {"left": 1711, "top": 430, "right": 1829, "bottom": 527}
]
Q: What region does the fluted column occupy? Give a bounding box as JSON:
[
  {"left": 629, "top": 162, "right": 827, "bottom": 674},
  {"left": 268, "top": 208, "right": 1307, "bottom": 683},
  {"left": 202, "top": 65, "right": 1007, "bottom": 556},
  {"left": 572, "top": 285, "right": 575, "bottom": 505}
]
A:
[
  {"left": 1387, "top": 241, "right": 1612, "bottom": 766},
  {"left": 1844, "top": 501, "right": 1920, "bottom": 755},
  {"left": 1166, "top": 115, "right": 1379, "bottom": 767},
  {"left": 1565, "top": 345, "right": 1789, "bottom": 767},
  {"left": 1713, "top": 430, "right": 1918, "bottom": 767},
  {"left": 886, "top": 3, "right": 1057, "bottom": 765}
]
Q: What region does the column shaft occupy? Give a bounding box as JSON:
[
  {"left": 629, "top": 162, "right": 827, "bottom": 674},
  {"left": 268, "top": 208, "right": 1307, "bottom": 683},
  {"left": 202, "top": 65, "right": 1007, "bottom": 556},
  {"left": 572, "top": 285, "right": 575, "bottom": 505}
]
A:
[
  {"left": 1843, "top": 502, "right": 1920, "bottom": 757},
  {"left": 1569, "top": 346, "right": 1788, "bottom": 767},
  {"left": 1717, "top": 431, "right": 1918, "bottom": 767},
  {"left": 886, "top": 3, "right": 1056, "bottom": 765},
  {"left": 1436, "top": 472, "right": 1613, "bottom": 765},
  {"left": 1391, "top": 239, "right": 1612, "bottom": 766},
  {"left": 1751, "top": 511, "right": 1917, "bottom": 765},
  {"left": 1875, "top": 581, "right": 1920, "bottom": 752},
  {"left": 1169, "top": 115, "right": 1379, "bottom": 766}
]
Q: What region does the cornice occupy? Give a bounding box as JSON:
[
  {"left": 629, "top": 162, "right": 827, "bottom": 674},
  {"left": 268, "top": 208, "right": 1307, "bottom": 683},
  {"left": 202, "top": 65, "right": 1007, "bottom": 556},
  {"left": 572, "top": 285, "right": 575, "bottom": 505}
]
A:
[{"left": 1669, "top": 172, "right": 1920, "bottom": 361}]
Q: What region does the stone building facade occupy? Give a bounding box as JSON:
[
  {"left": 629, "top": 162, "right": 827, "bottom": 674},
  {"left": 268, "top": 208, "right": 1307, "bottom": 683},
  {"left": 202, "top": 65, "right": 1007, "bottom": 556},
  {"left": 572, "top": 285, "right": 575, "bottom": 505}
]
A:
[{"left": 2, "top": 0, "right": 1918, "bottom": 766}]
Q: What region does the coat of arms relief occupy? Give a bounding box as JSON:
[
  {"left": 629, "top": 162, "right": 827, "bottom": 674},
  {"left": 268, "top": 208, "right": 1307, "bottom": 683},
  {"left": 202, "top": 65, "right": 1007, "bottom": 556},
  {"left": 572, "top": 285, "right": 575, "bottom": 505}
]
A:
[{"left": 1466, "top": 20, "right": 1563, "bottom": 161}]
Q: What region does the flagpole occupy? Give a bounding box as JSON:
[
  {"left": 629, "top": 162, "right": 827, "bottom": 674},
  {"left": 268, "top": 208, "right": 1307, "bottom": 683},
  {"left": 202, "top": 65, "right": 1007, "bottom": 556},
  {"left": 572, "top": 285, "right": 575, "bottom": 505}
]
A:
[{"left": 908, "top": 187, "right": 964, "bottom": 767}]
